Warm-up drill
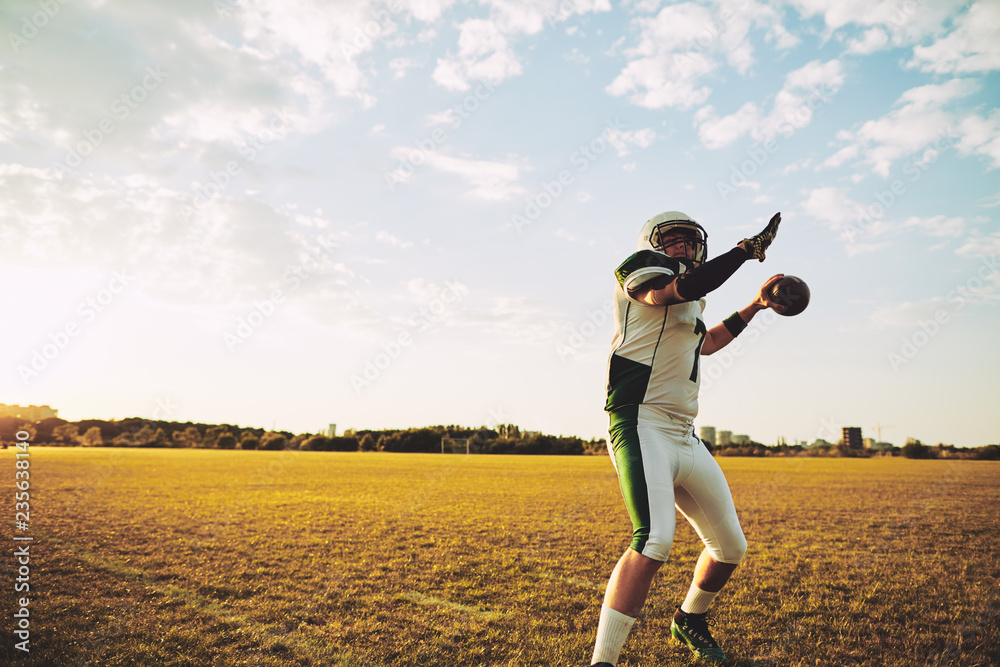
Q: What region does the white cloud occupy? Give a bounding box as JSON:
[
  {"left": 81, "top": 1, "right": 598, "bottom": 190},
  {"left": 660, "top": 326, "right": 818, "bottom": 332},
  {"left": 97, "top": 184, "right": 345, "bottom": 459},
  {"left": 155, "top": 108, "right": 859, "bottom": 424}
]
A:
[
  {"left": 955, "top": 109, "right": 1000, "bottom": 169},
  {"left": 375, "top": 231, "right": 415, "bottom": 248},
  {"left": 432, "top": 19, "right": 522, "bottom": 91},
  {"left": 389, "top": 147, "right": 526, "bottom": 200},
  {"left": 800, "top": 187, "right": 972, "bottom": 256},
  {"left": 397, "top": 0, "right": 458, "bottom": 22},
  {"left": 787, "top": 0, "right": 958, "bottom": 44},
  {"left": 389, "top": 57, "right": 420, "bottom": 79},
  {"left": 955, "top": 231, "right": 1000, "bottom": 259},
  {"left": 0, "top": 165, "right": 355, "bottom": 305},
  {"left": 431, "top": 1, "right": 610, "bottom": 91},
  {"left": 867, "top": 298, "right": 950, "bottom": 330},
  {"left": 426, "top": 109, "right": 458, "bottom": 126},
  {"left": 565, "top": 47, "right": 591, "bottom": 65},
  {"left": 824, "top": 79, "right": 980, "bottom": 177},
  {"left": 607, "top": 1, "right": 796, "bottom": 110},
  {"left": 908, "top": 1, "right": 1000, "bottom": 74},
  {"left": 898, "top": 215, "right": 967, "bottom": 238},
  {"left": 606, "top": 127, "right": 658, "bottom": 156},
  {"left": 845, "top": 27, "right": 889, "bottom": 55},
  {"left": 800, "top": 185, "right": 890, "bottom": 253},
  {"left": 782, "top": 157, "right": 814, "bottom": 174},
  {"left": 695, "top": 102, "right": 760, "bottom": 150},
  {"left": 695, "top": 59, "right": 843, "bottom": 149},
  {"left": 485, "top": 0, "right": 611, "bottom": 33}
]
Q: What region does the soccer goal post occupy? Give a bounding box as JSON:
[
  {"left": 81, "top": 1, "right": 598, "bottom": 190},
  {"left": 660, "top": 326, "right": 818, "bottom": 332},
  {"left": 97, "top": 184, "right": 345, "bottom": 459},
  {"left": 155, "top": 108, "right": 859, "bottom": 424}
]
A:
[{"left": 441, "top": 437, "right": 471, "bottom": 454}]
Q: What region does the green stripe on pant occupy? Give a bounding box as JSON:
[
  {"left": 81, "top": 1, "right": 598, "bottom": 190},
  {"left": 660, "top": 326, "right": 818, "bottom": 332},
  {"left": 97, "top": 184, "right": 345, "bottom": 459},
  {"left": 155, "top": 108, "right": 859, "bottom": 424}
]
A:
[{"left": 608, "top": 406, "right": 651, "bottom": 554}]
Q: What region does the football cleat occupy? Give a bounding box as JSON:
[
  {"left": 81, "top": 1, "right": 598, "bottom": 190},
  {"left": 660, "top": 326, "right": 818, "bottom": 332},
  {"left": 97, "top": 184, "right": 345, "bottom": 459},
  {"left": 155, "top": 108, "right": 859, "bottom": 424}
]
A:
[{"left": 671, "top": 609, "right": 730, "bottom": 664}]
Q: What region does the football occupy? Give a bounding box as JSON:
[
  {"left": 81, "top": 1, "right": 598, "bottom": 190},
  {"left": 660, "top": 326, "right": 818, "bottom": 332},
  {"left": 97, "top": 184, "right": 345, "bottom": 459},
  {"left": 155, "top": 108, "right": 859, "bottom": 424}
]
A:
[{"left": 769, "top": 275, "right": 810, "bottom": 316}]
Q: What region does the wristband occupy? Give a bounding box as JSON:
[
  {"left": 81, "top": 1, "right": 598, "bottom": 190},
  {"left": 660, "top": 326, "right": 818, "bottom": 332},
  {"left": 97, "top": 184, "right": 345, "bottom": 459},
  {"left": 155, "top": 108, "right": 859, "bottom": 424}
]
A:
[{"left": 723, "top": 312, "right": 747, "bottom": 338}]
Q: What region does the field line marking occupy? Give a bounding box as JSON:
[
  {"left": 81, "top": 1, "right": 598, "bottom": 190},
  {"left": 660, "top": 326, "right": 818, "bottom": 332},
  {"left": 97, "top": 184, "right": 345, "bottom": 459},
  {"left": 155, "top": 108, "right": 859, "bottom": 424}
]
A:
[
  {"left": 401, "top": 591, "right": 503, "bottom": 620},
  {"left": 25, "top": 525, "right": 346, "bottom": 664}
]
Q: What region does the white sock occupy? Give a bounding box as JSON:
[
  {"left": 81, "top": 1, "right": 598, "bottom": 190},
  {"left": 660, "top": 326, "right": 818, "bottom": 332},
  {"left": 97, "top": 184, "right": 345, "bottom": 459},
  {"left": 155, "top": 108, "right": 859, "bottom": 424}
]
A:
[
  {"left": 680, "top": 583, "right": 719, "bottom": 615},
  {"left": 591, "top": 605, "right": 636, "bottom": 665}
]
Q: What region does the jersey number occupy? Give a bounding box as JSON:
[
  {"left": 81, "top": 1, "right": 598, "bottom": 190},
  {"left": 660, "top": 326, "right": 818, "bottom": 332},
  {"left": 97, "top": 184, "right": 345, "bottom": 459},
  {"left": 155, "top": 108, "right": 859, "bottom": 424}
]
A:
[{"left": 689, "top": 319, "right": 707, "bottom": 382}]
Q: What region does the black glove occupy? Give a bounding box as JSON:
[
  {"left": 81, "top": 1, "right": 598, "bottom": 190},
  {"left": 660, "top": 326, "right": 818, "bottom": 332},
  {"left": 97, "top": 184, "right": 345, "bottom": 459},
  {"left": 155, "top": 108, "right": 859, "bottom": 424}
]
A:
[{"left": 739, "top": 212, "right": 781, "bottom": 262}]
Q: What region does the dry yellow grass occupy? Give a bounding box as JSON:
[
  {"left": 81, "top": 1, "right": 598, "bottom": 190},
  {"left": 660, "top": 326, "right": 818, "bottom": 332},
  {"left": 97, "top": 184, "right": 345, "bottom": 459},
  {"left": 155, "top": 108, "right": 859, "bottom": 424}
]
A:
[{"left": 1, "top": 448, "right": 997, "bottom": 665}]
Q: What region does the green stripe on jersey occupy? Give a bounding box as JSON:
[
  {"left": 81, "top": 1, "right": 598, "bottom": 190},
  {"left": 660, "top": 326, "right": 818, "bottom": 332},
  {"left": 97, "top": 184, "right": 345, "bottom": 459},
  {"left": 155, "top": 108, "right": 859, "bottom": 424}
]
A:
[
  {"left": 605, "top": 353, "right": 652, "bottom": 412},
  {"left": 614, "top": 250, "right": 684, "bottom": 287}
]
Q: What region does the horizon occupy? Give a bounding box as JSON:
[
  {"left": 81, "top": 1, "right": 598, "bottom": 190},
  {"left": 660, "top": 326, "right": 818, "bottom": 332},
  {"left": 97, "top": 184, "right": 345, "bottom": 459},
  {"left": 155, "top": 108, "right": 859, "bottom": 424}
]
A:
[
  {"left": 1, "top": 1, "right": 998, "bottom": 448},
  {"left": 2, "top": 402, "right": 994, "bottom": 449}
]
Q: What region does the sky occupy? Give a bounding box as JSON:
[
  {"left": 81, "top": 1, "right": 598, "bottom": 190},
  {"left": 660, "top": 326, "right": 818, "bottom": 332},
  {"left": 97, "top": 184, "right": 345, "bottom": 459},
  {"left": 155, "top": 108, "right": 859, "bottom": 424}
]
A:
[{"left": 1, "top": 0, "right": 998, "bottom": 447}]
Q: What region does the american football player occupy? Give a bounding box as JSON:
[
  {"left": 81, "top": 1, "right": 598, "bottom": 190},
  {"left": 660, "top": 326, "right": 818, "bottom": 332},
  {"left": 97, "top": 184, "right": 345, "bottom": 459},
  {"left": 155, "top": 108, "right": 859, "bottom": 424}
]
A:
[{"left": 589, "top": 210, "right": 783, "bottom": 666}]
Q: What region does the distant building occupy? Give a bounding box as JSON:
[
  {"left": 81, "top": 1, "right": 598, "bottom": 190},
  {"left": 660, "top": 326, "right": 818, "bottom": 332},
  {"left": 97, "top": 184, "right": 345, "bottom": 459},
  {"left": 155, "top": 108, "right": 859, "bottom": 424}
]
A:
[
  {"left": 326, "top": 423, "right": 337, "bottom": 437},
  {"left": 733, "top": 434, "right": 751, "bottom": 445},
  {"left": 718, "top": 430, "right": 732, "bottom": 446},
  {"left": 699, "top": 426, "right": 717, "bottom": 447},
  {"left": 497, "top": 424, "right": 521, "bottom": 439},
  {"left": 0, "top": 404, "right": 58, "bottom": 420},
  {"left": 842, "top": 427, "right": 863, "bottom": 450}
]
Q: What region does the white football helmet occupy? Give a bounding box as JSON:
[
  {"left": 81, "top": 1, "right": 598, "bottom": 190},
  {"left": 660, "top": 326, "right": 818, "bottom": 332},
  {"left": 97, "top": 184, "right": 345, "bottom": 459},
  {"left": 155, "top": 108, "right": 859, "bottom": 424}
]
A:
[{"left": 637, "top": 210, "right": 708, "bottom": 266}]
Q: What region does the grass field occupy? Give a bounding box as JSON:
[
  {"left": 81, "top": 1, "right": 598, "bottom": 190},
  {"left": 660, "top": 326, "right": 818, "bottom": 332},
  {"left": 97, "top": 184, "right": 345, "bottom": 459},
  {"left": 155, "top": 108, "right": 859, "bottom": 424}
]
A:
[{"left": 2, "top": 448, "right": 998, "bottom": 666}]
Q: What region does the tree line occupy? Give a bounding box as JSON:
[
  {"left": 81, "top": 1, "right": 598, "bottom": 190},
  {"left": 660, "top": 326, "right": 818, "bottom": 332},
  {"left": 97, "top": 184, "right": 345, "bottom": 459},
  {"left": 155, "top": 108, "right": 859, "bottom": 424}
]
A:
[
  {"left": 0, "top": 417, "right": 606, "bottom": 456},
  {"left": 1, "top": 416, "right": 995, "bottom": 459}
]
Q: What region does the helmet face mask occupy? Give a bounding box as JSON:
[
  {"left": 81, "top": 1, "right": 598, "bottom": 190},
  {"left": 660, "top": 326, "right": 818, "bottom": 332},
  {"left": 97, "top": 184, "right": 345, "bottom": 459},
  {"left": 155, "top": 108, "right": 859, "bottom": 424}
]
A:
[{"left": 638, "top": 211, "right": 708, "bottom": 266}]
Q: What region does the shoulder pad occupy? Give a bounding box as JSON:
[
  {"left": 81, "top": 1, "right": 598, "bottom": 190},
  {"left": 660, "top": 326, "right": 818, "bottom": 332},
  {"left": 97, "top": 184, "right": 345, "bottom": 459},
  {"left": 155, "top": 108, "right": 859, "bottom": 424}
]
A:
[{"left": 615, "top": 250, "right": 684, "bottom": 288}]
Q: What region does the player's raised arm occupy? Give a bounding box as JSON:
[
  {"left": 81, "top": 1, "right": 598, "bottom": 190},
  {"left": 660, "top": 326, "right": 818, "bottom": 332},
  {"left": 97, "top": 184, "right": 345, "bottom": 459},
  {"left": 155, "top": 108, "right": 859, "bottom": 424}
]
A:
[{"left": 627, "top": 212, "right": 782, "bottom": 307}]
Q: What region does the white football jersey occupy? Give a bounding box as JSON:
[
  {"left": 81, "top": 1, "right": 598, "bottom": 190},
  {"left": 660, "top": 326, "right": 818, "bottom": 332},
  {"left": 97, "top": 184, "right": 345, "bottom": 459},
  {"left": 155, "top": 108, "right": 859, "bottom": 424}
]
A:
[{"left": 605, "top": 250, "right": 707, "bottom": 420}]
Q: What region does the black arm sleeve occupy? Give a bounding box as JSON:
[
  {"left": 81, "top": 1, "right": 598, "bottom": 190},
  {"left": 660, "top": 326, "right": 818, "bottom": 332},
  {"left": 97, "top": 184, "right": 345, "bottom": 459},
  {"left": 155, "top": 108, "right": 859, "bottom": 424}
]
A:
[{"left": 673, "top": 246, "right": 750, "bottom": 301}]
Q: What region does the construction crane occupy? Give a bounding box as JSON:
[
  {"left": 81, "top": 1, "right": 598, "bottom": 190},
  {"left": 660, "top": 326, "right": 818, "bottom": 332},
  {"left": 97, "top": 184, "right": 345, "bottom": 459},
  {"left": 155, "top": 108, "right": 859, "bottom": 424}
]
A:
[{"left": 873, "top": 423, "right": 894, "bottom": 443}]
